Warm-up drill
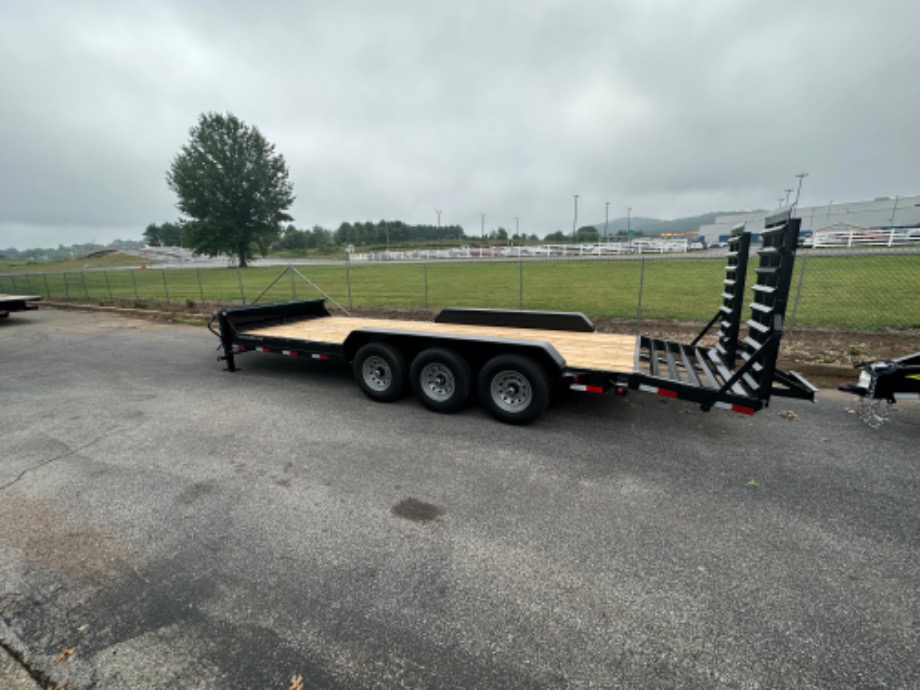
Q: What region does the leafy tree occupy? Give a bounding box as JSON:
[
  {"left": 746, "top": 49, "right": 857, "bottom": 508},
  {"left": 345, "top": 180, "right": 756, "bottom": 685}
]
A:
[
  {"left": 143, "top": 222, "right": 183, "bottom": 247},
  {"left": 167, "top": 112, "right": 295, "bottom": 267},
  {"left": 575, "top": 226, "right": 600, "bottom": 243}
]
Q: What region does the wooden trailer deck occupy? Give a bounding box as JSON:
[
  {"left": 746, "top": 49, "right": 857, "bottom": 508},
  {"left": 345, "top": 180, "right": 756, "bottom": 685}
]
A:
[{"left": 244, "top": 316, "right": 639, "bottom": 372}]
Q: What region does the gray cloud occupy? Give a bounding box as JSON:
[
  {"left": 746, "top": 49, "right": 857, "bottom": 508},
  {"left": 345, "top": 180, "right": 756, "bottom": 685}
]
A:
[{"left": 2, "top": 0, "right": 918, "bottom": 249}]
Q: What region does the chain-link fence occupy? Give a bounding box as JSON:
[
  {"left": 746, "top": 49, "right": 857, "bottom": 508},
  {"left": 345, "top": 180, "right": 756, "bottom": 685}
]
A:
[{"left": 2, "top": 249, "right": 919, "bottom": 330}]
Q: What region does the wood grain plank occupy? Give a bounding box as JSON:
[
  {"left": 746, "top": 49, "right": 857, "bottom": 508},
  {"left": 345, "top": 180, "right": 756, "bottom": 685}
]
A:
[{"left": 245, "top": 317, "right": 637, "bottom": 371}]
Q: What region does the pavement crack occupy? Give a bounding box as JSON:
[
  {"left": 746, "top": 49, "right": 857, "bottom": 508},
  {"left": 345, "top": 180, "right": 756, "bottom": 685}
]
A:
[
  {"left": 0, "top": 637, "right": 56, "bottom": 689},
  {"left": 0, "top": 424, "right": 144, "bottom": 492}
]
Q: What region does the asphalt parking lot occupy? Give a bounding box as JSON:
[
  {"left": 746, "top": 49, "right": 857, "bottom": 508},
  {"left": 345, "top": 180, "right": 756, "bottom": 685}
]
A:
[{"left": 1, "top": 308, "right": 918, "bottom": 688}]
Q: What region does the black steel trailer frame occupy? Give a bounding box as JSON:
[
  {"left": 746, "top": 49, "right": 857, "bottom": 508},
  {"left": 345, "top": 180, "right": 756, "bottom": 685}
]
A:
[
  {"left": 0, "top": 294, "right": 41, "bottom": 318},
  {"left": 839, "top": 352, "right": 920, "bottom": 427},
  {"left": 210, "top": 209, "right": 815, "bottom": 424}
]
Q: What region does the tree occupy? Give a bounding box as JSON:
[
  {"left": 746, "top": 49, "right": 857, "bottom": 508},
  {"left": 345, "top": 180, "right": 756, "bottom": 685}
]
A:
[
  {"left": 167, "top": 112, "right": 295, "bottom": 267},
  {"left": 575, "top": 225, "right": 600, "bottom": 243},
  {"left": 143, "top": 222, "right": 183, "bottom": 247}
]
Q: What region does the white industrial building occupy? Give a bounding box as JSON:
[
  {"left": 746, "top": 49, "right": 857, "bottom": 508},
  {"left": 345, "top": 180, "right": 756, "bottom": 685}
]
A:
[{"left": 698, "top": 195, "right": 920, "bottom": 244}]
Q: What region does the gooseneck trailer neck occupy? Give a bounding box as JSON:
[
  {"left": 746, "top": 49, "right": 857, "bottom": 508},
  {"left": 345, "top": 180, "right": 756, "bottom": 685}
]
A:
[{"left": 210, "top": 208, "right": 815, "bottom": 424}]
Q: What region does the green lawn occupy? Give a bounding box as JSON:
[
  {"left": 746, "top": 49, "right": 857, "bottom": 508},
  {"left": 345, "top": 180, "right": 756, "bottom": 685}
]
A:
[{"left": 1, "top": 253, "right": 918, "bottom": 329}]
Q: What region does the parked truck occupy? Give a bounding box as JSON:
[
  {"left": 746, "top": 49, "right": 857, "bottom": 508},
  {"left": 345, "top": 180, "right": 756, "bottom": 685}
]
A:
[
  {"left": 210, "top": 209, "right": 815, "bottom": 424},
  {"left": 0, "top": 294, "right": 41, "bottom": 319}
]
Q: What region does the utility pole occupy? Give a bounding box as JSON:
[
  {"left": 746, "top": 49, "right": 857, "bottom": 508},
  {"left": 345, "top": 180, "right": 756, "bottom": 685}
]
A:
[
  {"left": 604, "top": 201, "right": 609, "bottom": 242},
  {"left": 480, "top": 213, "right": 485, "bottom": 241},
  {"left": 627, "top": 207, "right": 632, "bottom": 237},
  {"left": 436, "top": 209, "right": 441, "bottom": 228},
  {"left": 515, "top": 216, "right": 519, "bottom": 238},
  {"left": 573, "top": 194, "right": 579, "bottom": 242},
  {"left": 794, "top": 172, "right": 808, "bottom": 206},
  {"left": 889, "top": 196, "right": 900, "bottom": 230}
]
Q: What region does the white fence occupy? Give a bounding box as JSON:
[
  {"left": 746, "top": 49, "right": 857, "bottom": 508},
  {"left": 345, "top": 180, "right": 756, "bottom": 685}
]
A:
[
  {"left": 350, "top": 239, "right": 697, "bottom": 262},
  {"left": 810, "top": 226, "right": 920, "bottom": 248}
]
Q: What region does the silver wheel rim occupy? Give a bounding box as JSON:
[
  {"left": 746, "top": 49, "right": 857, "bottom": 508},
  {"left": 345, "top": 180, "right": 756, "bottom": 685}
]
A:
[
  {"left": 420, "top": 362, "right": 455, "bottom": 402},
  {"left": 362, "top": 355, "right": 392, "bottom": 392},
  {"left": 491, "top": 370, "right": 532, "bottom": 412}
]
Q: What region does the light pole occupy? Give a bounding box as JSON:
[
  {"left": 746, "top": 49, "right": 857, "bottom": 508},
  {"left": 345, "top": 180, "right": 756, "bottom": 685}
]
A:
[
  {"left": 794, "top": 172, "right": 808, "bottom": 206},
  {"left": 627, "top": 207, "right": 632, "bottom": 237},
  {"left": 515, "top": 216, "right": 519, "bottom": 238},
  {"left": 889, "top": 196, "right": 901, "bottom": 231},
  {"left": 480, "top": 213, "right": 485, "bottom": 241},
  {"left": 604, "top": 201, "right": 609, "bottom": 242},
  {"left": 573, "top": 194, "right": 579, "bottom": 243},
  {"left": 436, "top": 209, "right": 441, "bottom": 228},
  {"left": 784, "top": 189, "right": 793, "bottom": 205}
]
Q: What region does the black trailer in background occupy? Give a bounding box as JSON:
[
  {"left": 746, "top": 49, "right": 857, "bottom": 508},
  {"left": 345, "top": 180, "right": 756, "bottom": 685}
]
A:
[
  {"left": 840, "top": 352, "right": 920, "bottom": 427},
  {"left": 0, "top": 294, "right": 41, "bottom": 318},
  {"left": 211, "top": 208, "right": 816, "bottom": 424}
]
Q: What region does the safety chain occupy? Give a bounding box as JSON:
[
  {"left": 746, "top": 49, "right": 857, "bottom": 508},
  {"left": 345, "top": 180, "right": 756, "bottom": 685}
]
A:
[{"left": 857, "top": 362, "right": 894, "bottom": 429}]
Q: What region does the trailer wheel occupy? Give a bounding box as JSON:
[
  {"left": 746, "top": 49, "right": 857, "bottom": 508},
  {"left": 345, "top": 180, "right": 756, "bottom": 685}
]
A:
[
  {"left": 478, "top": 354, "right": 549, "bottom": 425},
  {"left": 354, "top": 343, "right": 406, "bottom": 402},
  {"left": 410, "top": 348, "right": 471, "bottom": 414}
]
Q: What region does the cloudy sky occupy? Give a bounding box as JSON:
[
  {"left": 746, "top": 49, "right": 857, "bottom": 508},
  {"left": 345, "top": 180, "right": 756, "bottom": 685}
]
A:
[{"left": 2, "top": 0, "right": 918, "bottom": 249}]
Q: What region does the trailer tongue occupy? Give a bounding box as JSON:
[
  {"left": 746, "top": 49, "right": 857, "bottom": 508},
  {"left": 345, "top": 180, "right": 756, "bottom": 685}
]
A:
[
  {"left": 211, "top": 208, "right": 815, "bottom": 424},
  {"left": 839, "top": 354, "right": 920, "bottom": 428}
]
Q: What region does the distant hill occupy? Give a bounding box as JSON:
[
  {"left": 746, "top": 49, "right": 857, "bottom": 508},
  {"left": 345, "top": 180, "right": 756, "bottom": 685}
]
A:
[{"left": 588, "top": 211, "right": 756, "bottom": 237}]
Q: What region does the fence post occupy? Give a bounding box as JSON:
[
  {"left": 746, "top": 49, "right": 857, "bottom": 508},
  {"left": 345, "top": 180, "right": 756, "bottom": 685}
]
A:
[
  {"left": 289, "top": 264, "right": 297, "bottom": 299},
  {"left": 519, "top": 258, "right": 524, "bottom": 309},
  {"left": 81, "top": 272, "right": 90, "bottom": 300},
  {"left": 423, "top": 263, "right": 429, "bottom": 311},
  {"left": 42, "top": 273, "right": 51, "bottom": 298},
  {"left": 161, "top": 269, "right": 170, "bottom": 303},
  {"left": 788, "top": 253, "right": 808, "bottom": 329},
  {"left": 197, "top": 269, "right": 205, "bottom": 302},
  {"left": 237, "top": 267, "right": 246, "bottom": 305},
  {"left": 345, "top": 261, "right": 353, "bottom": 311},
  {"left": 636, "top": 257, "right": 646, "bottom": 322},
  {"left": 63, "top": 273, "right": 70, "bottom": 299},
  {"left": 104, "top": 271, "right": 113, "bottom": 301},
  {"left": 131, "top": 270, "right": 139, "bottom": 301}
]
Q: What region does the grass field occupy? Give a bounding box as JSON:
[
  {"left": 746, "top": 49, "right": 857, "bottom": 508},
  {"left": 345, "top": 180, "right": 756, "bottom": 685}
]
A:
[{"left": 1, "top": 252, "right": 918, "bottom": 329}]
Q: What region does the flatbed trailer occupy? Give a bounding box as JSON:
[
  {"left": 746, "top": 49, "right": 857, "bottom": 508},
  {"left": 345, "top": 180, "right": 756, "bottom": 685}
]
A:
[
  {"left": 211, "top": 209, "right": 816, "bottom": 424},
  {"left": 0, "top": 294, "right": 41, "bottom": 318},
  {"left": 839, "top": 352, "right": 920, "bottom": 427}
]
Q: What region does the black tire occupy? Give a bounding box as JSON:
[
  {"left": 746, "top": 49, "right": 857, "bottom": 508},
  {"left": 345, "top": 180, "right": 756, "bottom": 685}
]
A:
[
  {"left": 478, "top": 354, "right": 549, "bottom": 425},
  {"left": 353, "top": 343, "right": 406, "bottom": 402},
  {"left": 410, "top": 348, "right": 472, "bottom": 414}
]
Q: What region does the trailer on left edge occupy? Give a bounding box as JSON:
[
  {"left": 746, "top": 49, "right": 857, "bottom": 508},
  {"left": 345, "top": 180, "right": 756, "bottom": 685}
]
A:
[{"left": 0, "top": 294, "right": 42, "bottom": 319}]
